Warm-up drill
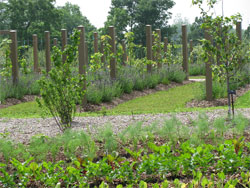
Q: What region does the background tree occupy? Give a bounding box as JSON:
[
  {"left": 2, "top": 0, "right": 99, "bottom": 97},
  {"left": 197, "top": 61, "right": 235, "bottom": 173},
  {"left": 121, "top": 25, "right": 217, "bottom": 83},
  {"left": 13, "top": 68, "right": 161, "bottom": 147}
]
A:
[
  {"left": 193, "top": 0, "right": 250, "bottom": 115},
  {"left": 188, "top": 17, "right": 204, "bottom": 45},
  {"left": 103, "top": 0, "right": 175, "bottom": 45},
  {"left": 6, "top": 0, "right": 61, "bottom": 41},
  {"left": 244, "top": 25, "right": 250, "bottom": 40}
]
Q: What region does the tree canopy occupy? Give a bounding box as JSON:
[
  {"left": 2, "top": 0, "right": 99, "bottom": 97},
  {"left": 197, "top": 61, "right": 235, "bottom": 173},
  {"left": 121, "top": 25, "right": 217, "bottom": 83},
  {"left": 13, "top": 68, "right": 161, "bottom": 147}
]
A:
[
  {"left": 103, "top": 0, "right": 175, "bottom": 44},
  {"left": 0, "top": 0, "right": 96, "bottom": 46}
]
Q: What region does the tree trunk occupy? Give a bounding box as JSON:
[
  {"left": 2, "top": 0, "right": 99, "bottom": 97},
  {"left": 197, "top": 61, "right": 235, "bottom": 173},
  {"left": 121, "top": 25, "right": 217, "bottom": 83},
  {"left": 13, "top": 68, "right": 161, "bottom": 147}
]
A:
[{"left": 226, "top": 69, "right": 231, "bottom": 116}]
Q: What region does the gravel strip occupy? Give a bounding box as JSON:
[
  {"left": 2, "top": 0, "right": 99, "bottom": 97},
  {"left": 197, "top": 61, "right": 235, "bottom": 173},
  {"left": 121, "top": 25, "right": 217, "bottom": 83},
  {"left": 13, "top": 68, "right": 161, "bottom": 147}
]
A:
[{"left": 1, "top": 108, "right": 250, "bottom": 143}]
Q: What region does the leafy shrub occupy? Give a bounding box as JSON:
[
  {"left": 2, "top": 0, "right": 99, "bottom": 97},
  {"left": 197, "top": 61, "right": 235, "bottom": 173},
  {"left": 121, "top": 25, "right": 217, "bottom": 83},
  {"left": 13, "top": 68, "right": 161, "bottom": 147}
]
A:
[{"left": 37, "top": 30, "right": 85, "bottom": 131}]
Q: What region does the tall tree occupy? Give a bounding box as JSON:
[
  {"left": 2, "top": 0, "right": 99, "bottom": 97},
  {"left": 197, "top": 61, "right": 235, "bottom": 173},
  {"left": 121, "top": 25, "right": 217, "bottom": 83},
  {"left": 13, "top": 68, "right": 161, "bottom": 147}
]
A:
[
  {"left": 104, "top": 0, "right": 175, "bottom": 44},
  {"left": 58, "top": 2, "right": 96, "bottom": 35},
  {"left": 188, "top": 17, "right": 204, "bottom": 45},
  {"left": 6, "top": 0, "right": 61, "bottom": 41}
]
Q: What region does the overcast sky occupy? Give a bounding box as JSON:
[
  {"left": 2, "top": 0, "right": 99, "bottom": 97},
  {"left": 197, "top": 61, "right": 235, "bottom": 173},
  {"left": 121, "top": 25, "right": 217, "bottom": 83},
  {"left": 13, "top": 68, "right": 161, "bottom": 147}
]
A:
[{"left": 56, "top": 0, "right": 250, "bottom": 29}]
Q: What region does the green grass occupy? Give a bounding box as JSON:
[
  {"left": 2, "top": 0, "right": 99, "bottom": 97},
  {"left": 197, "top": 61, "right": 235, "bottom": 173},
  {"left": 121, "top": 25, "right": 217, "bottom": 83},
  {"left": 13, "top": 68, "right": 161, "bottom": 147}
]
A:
[
  {"left": 109, "top": 82, "right": 203, "bottom": 114},
  {"left": 0, "top": 101, "right": 42, "bottom": 118},
  {"left": 235, "top": 90, "right": 250, "bottom": 108},
  {"left": 1, "top": 82, "right": 250, "bottom": 119}
]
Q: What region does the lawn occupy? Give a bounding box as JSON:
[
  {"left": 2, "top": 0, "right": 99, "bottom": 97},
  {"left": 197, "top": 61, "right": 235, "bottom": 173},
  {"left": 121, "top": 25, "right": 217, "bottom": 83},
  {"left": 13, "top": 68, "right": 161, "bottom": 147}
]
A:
[{"left": 110, "top": 82, "right": 203, "bottom": 114}]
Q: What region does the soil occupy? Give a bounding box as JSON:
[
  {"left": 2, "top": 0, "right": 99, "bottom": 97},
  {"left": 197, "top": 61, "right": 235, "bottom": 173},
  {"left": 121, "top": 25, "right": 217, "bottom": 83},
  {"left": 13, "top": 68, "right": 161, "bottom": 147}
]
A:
[{"left": 0, "top": 95, "right": 36, "bottom": 109}]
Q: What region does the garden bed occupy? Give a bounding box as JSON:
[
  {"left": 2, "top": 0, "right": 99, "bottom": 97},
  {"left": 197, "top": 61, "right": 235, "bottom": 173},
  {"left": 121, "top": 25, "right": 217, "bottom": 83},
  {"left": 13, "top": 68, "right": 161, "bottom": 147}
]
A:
[
  {"left": 1, "top": 111, "right": 250, "bottom": 187},
  {"left": 186, "top": 84, "right": 250, "bottom": 108}
]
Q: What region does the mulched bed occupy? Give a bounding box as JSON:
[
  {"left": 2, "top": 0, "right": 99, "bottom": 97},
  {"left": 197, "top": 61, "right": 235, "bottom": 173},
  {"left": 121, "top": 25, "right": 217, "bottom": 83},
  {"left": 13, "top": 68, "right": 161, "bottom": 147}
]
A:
[
  {"left": 0, "top": 95, "right": 36, "bottom": 109},
  {"left": 186, "top": 84, "right": 250, "bottom": 108}
]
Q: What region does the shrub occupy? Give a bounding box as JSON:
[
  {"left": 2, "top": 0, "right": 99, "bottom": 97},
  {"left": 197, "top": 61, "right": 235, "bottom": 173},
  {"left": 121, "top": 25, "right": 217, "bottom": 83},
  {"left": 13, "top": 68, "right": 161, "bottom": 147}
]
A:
[{"left": 37, "top": 30, "right": 85, "bottom": 131}]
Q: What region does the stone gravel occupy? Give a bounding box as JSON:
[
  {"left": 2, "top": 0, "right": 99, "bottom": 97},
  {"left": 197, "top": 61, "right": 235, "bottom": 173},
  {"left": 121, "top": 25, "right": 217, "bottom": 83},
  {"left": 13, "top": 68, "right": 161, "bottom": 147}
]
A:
[{"left": 1, "top": 108, "right": 250, "bottom": 143}]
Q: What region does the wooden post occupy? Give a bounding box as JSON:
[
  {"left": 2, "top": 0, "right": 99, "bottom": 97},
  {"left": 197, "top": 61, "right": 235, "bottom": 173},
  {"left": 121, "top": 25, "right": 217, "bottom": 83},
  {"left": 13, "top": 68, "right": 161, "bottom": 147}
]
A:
[
  {"left": 236, "top": 21, "right": 242, "bottom": 64},
  {"left": 122, "top": 39, "right": 127, "bottom": 66},
  {"left": 152, "top": 34, "right": 155, "bottom": 62},
  {"left": 33, "top": 34, "right": 39, "bottom": 73},
  {"left": 164, "top": 37, "right": 168, "bottom": 65},
  {"left": 85, "top": 41, "right": 88, "bottom": 65},
  {"left": 78, "top": 26, "right": 87, "bottom": 107},
  {"left": 156, "top": 29, "right": 162, "bottom": 69},
  {"left": 53, "top": 38, "right": 57, "bottom": 47},
  {"left": 61, "top": 29, "right": 67, "bottom": 63},
  {"left": 205, "top": 30, "right": 213, "bottom": 101},
  {"left": 146, "top": 25, "right": 152, "bottom": 73},
  {"left": 189, "top": 40, "right": 193, "bottom": 64},
  {"left": 100, "top": 41, "right": 105, "bottom": 64},
  {"left": 45, "top": 31, "right": 51, "bottom": 73},
  {"left": 236, "top": 21, "right": 242, "bottom": 41},
  {"left": 94, "top": 32, "right": 98, "bottom": 53},
  {"left": 109, "top": 26, "right": 116, "bottom": 80},
  {"left": 10, "top": 30, "right": 19, "bottom": 85},
  {"left": 164, "top": 37, "right": 168, "bottom": 55},
  {"left": 182, "top": 25, "right": 189, "bottom": 80}
]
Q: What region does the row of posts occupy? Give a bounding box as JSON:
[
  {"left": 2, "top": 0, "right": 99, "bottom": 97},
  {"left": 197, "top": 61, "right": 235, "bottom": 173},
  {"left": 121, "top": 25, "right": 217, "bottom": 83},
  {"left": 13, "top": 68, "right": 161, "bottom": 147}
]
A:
[
  {"left": 9, "top": 26, "right": 190, "bottom": 85},
  {"left": 5, "top": 22, "right": 243, "bottom": 102}
]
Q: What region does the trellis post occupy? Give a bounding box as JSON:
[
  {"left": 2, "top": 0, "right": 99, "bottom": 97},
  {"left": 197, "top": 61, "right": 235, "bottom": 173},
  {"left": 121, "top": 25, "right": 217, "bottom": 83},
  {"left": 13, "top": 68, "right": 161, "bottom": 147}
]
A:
[
  {"left": 10, "top": 30, "right": 19, "bottom": 84},
  {"left": 236, "top": 21, "right": 242, "bottom": 64},
  {"left": 33, "top": 34, "right": 39, "bottom": 73},
  {"left": 156, "top": 29, "right": 162, "bottom": 69},
  {"left": 78, "top": 26, "right": 87, "bottom": 107},
  {"left": 45, "top": 31, "right": 51, "bottom": 73},
  {"left": 182, "top": 25, "right": 189, "bottom": 80},
  {"left": 146, "top": 25, "right": 152, "bottom": 73},
  {"left": 205, "top": 30, "right": 213, "bottom": 101},
  {"left": 109, "top": 26, "right": 116, "bottom": 80},
  {"left": 189, "top": 40, "right": 193, "bottom": 64},
  {"left": 94, "top": 32, "right": 98, "bottom": 53}
]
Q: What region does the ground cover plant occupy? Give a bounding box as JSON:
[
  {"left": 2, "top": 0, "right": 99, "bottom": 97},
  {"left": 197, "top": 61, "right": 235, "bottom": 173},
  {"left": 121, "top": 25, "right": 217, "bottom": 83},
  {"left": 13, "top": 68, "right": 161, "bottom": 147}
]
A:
[{"left": 1, "top": 114, "right": 250, "bottom": 187}]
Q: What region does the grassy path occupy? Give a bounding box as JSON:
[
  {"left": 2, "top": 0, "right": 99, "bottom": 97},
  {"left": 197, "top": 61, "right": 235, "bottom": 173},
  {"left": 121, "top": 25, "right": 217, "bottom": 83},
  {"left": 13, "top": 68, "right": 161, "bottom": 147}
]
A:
[
  {"left": 0, "top": 82, "right": 203, "bottom": 118},
  {"left": 109, "top": 82, "right": 203, "bottom": 114},
  {"left": 1, "top": 80, "right": 250, "bottom": 118}
]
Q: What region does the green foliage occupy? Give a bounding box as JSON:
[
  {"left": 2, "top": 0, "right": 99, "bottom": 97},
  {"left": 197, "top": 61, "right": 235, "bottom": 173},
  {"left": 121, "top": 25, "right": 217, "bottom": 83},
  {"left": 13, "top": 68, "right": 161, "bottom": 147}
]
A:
[
  {"left": 193, "top": 0, "right": 250, "bottom": 114},
  {"left": 1, "top": 115, "right": 250, "bottom": 186},
  {"left": 18, "top": 45, "right": 32, "bottom": 75},
  {"left": 0, "top": 39, "right": 12, "bottom": 80},
  {"left": 37, "top": 30, "right": 85, "bottom": 131},
  {"left": 104, "top": 0, "right": 175, "bottom": 44}
]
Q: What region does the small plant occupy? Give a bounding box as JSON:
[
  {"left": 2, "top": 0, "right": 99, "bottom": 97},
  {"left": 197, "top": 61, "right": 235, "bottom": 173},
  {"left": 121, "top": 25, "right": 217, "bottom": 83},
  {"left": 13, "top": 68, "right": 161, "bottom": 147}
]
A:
[{"left": 37, "top": 30, "right": 86, "bottom": 131}]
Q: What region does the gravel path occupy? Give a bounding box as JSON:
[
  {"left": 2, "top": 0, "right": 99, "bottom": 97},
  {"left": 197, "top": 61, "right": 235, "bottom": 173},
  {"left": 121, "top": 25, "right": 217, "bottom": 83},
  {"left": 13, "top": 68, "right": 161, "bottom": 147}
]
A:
[{"left": 1, "top": 108, "right": 250, "bottom": 143}]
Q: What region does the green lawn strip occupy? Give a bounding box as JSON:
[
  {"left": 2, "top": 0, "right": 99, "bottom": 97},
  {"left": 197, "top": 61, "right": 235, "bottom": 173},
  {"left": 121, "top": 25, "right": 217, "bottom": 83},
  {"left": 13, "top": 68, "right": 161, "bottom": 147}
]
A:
[
  {"left": 2, "top": 82, "right": 250, "bottom": 119},
  {"left": 0, "top": 101, "right": 98, "bottom": 118},
  {"left": 0, "top": 101, "right": 42, "bottom": 118},
  {"left": 235, "top": 90, "right": 250, "bottom": 108},
  {"left": 109, "top": 82, "right": 203, "bottom": 114}
]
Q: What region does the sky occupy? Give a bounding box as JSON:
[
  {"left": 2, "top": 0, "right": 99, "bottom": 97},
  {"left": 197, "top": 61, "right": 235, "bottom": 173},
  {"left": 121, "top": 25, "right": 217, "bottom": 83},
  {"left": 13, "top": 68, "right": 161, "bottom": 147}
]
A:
[{"left": 56, "top": 0, "right": 250, "bottom": 29}]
